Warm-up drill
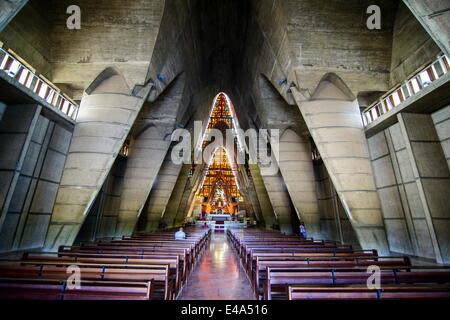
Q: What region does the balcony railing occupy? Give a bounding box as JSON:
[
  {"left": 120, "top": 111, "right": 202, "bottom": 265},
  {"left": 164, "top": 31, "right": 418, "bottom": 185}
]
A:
[
  {"left": 362, "top": 54, "right": 450, "bottom": 126},
  {"left": 0, "top": 47, "right": 79, "bottom": 120}
]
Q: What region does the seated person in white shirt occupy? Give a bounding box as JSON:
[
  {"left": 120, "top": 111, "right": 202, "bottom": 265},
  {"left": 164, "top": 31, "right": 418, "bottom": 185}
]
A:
[{"left": 175, "top": 227, "right": 186, "bottom": 240}]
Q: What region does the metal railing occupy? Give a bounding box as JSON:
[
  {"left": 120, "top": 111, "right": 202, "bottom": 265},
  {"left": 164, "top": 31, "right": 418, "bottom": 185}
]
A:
[
  {"left": 0, "top": 47, "right": 79, "bottom": 120},
  {"left": 362, "top": 54, "right": 449, "bottom": 126}
]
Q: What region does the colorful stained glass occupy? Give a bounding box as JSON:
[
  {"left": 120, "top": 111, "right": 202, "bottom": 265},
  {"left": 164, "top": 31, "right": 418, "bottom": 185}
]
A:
[{"left": 198, "top": 94, "right": 241, "bottom": 214}]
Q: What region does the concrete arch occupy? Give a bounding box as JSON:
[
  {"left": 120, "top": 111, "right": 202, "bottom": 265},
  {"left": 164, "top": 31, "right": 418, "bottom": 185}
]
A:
[
  {"left": 291, "top": 73, "right": 390, "bottom": 255},
  {"left": 85, "top": 67, "right": 131, "bottom": 95},
  {"left": 311, "top": 73, "right": 356, "bottom": 101}
]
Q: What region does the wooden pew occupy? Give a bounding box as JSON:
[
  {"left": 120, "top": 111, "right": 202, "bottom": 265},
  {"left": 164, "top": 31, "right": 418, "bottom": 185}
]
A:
[
  {"left": 20, "top": 253, "right": 182, "bottom": 294},
  {"left": 0, "top": 278, "right": 153, "bottom": 300},
  {"left": 246, "top": 249, "right": 378, "bottom": 274},
  {"left": 59, "top": 246, "right": 190, "bottom": 274},
  {"left": 0, "top": 261, "right": 172, "bottom": 300},
  {"left": 288, "top": 284, "right": 450, "bottom": 300},
  {"left": 266, "top": 266, "right": 450, "bottom": 300},
  {"left": 253, "top": 256, "right": 411, "bottom": 298}
]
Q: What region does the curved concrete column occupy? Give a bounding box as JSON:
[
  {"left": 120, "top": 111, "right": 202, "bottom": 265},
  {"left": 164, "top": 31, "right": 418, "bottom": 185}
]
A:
[
  {"left": 260, "top": 168, "right": 296, "bottom": 235},
  {"left": 291, "top": 75, "right": 390, "bottom": 255},
  {"left": 44, "top": 70, "right": 151, "bottom": 251},
  {"left": 161, "top": 165, "right": 190, "bottom": 228},
  {"left": 115, "top": 127, "right": 170, "bottom": 236},
  {"left": 249, "top": 164, "right": 277, "bottom": 229},
  {"left": 279, "top": 129, "right": 321, "bottom": 238},
  {"left": 143, "top": 147, "right": 182, "bottom": 231}
]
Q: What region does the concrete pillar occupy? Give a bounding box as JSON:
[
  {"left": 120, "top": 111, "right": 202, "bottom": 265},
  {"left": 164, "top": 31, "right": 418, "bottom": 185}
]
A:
[
  {"left": 260, "top": 168, "right": 297, "bottom": 235},
  {"left": 398, "top": 113, "right": 450, "bottom": 264},
  {"left": 0, "top": 104, "right": 41, "bottom": 233},
  {"left": 0, "top": 0, "right": 28, "bottom": 32},
  {"left": 403, "top": 0, "right": 450, "bottom": 57},
  {"left": 291, "top": 75, "right": 390, "bottom": 255},
  {"left": 249, "top": 164, "right": 277, "bottom": 229},
  {"left": 161, "top": 165, "right": 190, "bottom": 228},
  {"left": 143, "top": 146, "right": 182, "bottom": 231},
  {"left": 115, "top": 127, "right": 170, "bottom": 236},
  {"left": 44, "top": 70, "right": 151, "bottom": 251},
  {"left": 279, "top": 129, "right": 321, "bottom": 238}
]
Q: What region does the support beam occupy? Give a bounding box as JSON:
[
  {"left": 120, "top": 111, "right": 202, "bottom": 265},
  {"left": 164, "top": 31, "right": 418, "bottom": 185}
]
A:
[
  {"left": 115, "top": 126, "right": 170, "bottom": 236},
  {"left": 161, "top": 165, "right": 190, "bottom": 228},
  {"left": 249, "top": 164, "right": 277, "bottom": 230},
  {"left": 260, "top": 167, "right": 296, "bottom": 235},
  {"left": 0, "top": 0, "right": 28, "bottom": 32},
  {"left": 144, "top": 146, "right": 182, "bottom": 231},
  {"left": 403, "top": 0, "right": 450, "bottom": 57}
]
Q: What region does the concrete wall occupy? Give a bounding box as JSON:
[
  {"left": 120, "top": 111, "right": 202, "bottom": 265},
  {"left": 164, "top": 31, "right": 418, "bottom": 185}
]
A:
[
  {"left": 50, "top": 0, "right": 165, "bottom": 98},
  {"left": 398, "top": 113, "right": 450, "bottom": 264},
  {"left": 368, "top": 109, "right": 450, "bottom": 263},
  {"left": 284, "top": 0, "right": 397, "bottom": 95},
  {"left": 368, "top": 125, "right": 418, "bottom": 256},
  {"left": 0, "top": 105, "right": 72, "bottom": 252},
  {"left": 432, "top": 105, "right": 450, "bottom": 170}
]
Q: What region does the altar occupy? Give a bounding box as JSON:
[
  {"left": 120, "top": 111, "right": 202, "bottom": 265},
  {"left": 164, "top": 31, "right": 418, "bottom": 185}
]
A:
[{"left": 208, "top": 214, "right": 231, "bottom": 221}]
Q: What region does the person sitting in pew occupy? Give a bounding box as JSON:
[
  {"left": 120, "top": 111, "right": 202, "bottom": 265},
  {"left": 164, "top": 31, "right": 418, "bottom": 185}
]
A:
[
  {"left": 299, "top": 223, "right": 307, "bottom": 239},
  {"left": 175, "top": 228, "right": 186, "bottom": 240}
]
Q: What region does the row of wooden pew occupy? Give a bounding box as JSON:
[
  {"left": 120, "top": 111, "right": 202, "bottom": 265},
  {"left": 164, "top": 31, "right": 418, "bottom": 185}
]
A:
[
  {"left": 0, "top": 228, "right": 211, "bottom": 300},
  {"left": 227, "top": 229, "right": 450, "bottom": 300}
]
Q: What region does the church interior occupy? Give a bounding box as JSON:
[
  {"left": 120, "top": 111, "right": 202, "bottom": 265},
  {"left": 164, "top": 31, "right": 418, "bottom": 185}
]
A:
[{"left": 0, "top": 0, "right": 449, "bottom": 301}]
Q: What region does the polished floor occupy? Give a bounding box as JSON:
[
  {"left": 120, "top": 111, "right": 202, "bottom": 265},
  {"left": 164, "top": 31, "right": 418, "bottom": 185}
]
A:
[{"left": 178, "top": 231, "right": 256, "bottom": 300}]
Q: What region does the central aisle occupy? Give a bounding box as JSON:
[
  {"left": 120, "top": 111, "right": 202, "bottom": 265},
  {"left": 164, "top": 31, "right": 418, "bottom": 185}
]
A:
[{"left": 178, "top": 231, "right": 256, "bottom": 300}]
